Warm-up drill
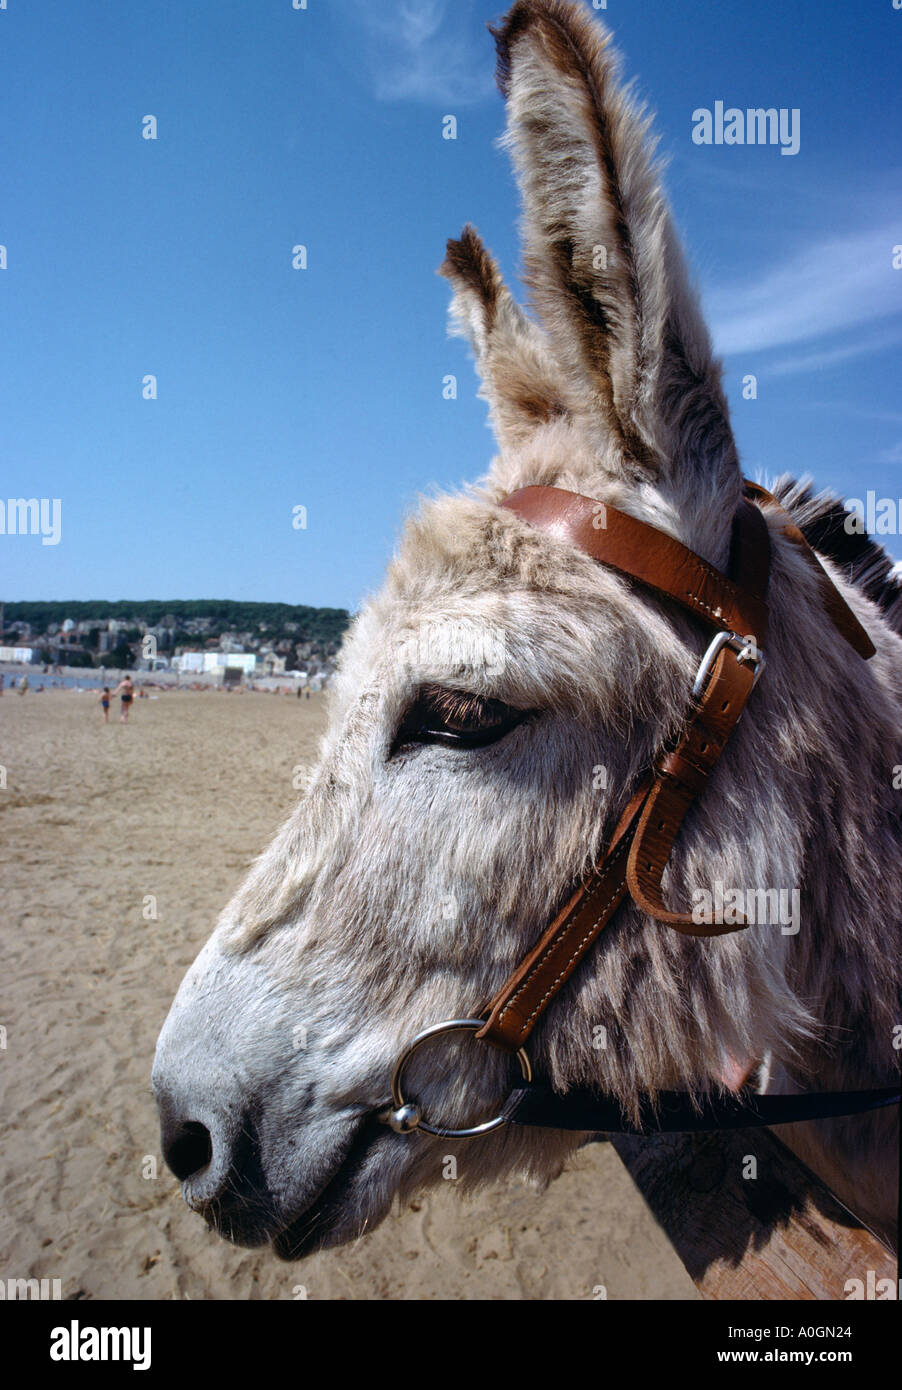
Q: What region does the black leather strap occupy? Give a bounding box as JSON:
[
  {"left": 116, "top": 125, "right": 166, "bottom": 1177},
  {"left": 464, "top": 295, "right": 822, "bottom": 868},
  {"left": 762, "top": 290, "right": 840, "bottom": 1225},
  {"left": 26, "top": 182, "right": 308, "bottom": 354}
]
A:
[{"left": 503, "top": 1083, "right": 900, "bottom": 1134}]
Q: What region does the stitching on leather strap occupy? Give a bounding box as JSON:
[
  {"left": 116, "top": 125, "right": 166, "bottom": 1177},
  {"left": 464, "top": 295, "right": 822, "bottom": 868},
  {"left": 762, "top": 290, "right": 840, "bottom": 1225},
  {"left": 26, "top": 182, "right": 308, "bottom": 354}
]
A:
[
  {"left": 496, "top": 836, "right": 631, "bottom": 1036},
  {"left": 506, "top": 879, "right": 625, "bottom": 1040},
  {"left": 686, "top": 589, "right": 727, "bottom": 621},
  {"left": 685, "top": 568, "right": 747, "bottom": 617},
  {"left": 478, "top": 486, "right": 778, "bottom": 1045}
]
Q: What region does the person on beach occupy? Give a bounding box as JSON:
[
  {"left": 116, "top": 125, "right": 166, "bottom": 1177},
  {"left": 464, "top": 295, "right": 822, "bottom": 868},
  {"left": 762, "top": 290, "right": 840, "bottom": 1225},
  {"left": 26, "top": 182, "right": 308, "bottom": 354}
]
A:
[
  {"left": 18, "top": 674, "right": 29, "bottom": 695},
  {"left": 100, "top": 687, "right": 111, "bottom": 723},
  {"left": 113, "top": 675, "right": 134, "bottom": 722}
]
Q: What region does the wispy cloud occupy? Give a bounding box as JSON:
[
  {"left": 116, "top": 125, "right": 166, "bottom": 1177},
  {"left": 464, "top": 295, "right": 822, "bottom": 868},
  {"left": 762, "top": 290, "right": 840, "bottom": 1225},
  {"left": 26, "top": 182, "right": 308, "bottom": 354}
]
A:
[
  {"left": 803, "top": 404, "right": 902, "bottom": 426},
  {"left": 706, "top": 222, "right": 902, "bottom": 359},
  {"left": 762, "top": 323, "right": 902, "bottom": 378},
  {"left": 345, "top": 1, "right": 495, "bottom": 105}
]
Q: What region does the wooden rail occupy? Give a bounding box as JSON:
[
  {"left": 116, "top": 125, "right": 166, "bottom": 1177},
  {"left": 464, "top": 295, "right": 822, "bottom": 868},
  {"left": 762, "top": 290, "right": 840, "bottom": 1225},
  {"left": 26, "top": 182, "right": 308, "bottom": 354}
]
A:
[{"left": 610, "top": 1128, "right": 897, "bottom": 1300}]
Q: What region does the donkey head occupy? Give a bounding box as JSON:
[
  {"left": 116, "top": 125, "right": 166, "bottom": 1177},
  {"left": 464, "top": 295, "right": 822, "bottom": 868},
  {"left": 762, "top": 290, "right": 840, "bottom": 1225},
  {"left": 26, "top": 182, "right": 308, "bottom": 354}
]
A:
[{"left": 153, "top": 0, "right": 824, "bottom": 1257}]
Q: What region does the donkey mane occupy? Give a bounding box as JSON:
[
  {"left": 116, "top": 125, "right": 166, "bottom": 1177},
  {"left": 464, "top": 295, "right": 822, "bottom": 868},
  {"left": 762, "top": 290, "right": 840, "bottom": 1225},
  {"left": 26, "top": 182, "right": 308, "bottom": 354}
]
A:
[{"left": 773, "top": 475, "right": 902, "bottom": 632}]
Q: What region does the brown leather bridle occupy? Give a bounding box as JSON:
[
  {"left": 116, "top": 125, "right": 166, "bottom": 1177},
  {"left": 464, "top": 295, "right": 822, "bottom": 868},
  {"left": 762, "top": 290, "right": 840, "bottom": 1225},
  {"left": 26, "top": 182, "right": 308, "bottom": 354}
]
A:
[{"left": 379, "top": 482, "right": 899, "bottom": 1139}]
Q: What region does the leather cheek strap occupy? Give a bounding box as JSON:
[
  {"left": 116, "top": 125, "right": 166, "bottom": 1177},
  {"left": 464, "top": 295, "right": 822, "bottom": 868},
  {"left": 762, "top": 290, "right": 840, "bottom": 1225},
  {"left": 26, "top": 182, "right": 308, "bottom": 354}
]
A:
[
  {"left": 626, "top": 644, "right": 759, "bottom": 933},
  {"left": 478, "top": 489, "right": 772, "bottom": 1052},
  {"left": 477, "top": 645, "right": 760, "bottom": 1050},
  {"left": 476, "top": 785, "right": 649, "bottom": 1051}
]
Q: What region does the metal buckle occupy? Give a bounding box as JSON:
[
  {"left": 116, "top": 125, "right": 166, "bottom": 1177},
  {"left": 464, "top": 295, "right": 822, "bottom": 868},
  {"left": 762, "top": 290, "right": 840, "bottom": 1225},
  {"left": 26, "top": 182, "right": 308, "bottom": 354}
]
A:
[
  {"left": 691, "top": 630, "right": 766, "bottom": 701},
  {"left": 380, "top": 1019, "right": 532, "bottom": 1139}
]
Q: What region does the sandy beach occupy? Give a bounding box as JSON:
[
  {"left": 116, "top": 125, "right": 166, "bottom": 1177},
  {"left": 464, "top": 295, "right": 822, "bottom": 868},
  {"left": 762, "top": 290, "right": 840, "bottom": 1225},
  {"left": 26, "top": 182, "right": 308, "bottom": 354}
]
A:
[{"left": 0, "top": 688, "right": 696, "bottom": 1300}]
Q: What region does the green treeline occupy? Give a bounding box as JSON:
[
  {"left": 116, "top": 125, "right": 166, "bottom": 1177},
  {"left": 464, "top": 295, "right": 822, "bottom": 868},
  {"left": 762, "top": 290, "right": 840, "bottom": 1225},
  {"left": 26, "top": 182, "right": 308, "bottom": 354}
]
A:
[{"left": 4, "top": 600, "right": 350, "bottom": 645}]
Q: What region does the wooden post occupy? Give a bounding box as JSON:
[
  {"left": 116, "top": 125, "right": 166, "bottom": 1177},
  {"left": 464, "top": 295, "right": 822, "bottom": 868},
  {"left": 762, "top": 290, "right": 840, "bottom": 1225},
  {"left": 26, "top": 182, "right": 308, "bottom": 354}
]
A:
[{"left": 610, "top": 1128, "right": 897, "bottom": 1300}]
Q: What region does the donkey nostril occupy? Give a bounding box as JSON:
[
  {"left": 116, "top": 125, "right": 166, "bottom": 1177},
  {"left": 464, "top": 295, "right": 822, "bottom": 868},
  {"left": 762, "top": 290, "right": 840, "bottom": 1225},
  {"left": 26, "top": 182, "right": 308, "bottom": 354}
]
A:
[{"left": 163, "top": 1120, "right": 214, "bottom": 1182}]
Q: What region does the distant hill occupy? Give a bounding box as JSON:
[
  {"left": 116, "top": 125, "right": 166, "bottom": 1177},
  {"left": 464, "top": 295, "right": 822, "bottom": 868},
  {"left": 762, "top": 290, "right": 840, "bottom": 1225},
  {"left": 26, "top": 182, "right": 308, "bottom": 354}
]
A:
[{"left": 3, "top": 600, "right": 350, "bottom": 645}]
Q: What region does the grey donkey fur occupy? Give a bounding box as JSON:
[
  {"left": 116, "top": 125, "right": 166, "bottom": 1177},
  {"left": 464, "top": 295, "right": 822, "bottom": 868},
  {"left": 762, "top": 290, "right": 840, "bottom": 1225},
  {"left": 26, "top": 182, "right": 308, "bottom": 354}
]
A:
[{"left": 153, "top": 0, "right": 900, "bottom": 1259}]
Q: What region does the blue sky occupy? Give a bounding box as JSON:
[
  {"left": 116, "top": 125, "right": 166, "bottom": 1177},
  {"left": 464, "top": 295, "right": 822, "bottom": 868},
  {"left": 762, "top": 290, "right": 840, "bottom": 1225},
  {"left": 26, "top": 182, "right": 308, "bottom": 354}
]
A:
[{"left": 1, "top": 0, "right": 900, "bottom": 611}]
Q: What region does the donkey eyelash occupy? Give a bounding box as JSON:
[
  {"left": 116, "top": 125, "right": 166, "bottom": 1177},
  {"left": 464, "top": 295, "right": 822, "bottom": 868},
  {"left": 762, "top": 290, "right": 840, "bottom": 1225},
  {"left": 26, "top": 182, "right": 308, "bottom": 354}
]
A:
[{"left": 391, "top": 683, "right": 529, "bottom": 753}]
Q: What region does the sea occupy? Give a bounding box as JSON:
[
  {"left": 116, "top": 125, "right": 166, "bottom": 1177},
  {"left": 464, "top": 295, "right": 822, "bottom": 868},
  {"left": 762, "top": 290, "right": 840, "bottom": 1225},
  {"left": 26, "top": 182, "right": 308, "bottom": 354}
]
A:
[{"left": 1, "top": 667, "right": 111, "bottom": 692}]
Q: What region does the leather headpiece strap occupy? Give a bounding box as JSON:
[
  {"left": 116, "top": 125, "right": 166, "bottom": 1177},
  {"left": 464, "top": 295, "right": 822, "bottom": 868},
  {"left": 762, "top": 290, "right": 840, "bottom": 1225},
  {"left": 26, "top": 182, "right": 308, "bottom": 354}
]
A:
[{"left": 476, "top": 480, "right": 875, "bottom": 1053}]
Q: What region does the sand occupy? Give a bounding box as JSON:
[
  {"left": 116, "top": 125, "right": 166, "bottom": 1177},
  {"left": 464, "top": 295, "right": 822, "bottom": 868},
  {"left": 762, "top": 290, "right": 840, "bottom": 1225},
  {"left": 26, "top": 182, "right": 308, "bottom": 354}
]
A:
[{"left": 0, "top": 688, "right": 696, "bottom": 1300}]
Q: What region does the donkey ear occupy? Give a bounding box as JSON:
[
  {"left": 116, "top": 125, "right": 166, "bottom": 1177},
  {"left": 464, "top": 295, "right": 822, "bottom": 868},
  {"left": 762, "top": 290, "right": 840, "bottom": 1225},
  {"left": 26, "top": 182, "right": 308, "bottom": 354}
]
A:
[
  {"left": 492, "top": 0, "right": 738, "bottom": 492},
  {"left": 439, "top": 224, "right": 572, "bottom": 454}
]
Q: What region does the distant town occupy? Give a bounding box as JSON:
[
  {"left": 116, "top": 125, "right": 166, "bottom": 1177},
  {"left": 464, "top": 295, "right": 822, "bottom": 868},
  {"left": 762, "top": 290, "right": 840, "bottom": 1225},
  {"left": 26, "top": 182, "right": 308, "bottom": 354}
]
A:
[{"left": 0, "top": 600, "right": 351, "bottom": 687}]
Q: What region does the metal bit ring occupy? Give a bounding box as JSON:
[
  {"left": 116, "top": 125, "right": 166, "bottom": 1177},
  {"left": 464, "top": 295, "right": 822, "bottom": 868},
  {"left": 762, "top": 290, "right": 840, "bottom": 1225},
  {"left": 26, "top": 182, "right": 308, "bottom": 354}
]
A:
[{"left": 384, "top": 1019, "right": 532, "bottom": 1139}]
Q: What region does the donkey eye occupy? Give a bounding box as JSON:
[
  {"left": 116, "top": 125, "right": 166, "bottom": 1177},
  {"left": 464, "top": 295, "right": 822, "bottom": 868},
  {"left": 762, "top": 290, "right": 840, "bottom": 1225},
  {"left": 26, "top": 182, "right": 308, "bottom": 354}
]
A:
[{"left": 392, "top": 684, "right": 528, "bottom": 752}]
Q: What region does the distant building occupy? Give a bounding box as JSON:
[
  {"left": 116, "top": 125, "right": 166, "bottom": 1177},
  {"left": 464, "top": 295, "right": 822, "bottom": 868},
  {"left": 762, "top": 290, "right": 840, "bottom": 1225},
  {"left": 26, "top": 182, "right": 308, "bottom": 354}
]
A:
[
  {"left": 174, "top": 652, "right": 210, "bottom": 673},
  {"left": 174, "top": 652, "right": 256, "bottom": 675},
  {"left": 223, "top": 653, "right": 256, "bottom": 673}
]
